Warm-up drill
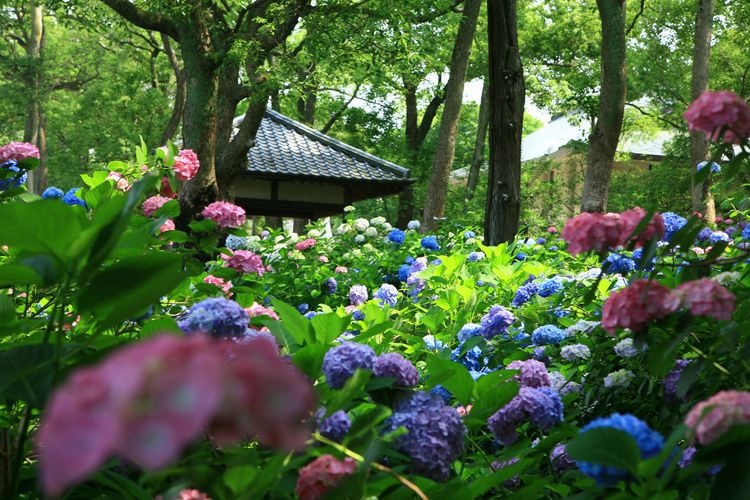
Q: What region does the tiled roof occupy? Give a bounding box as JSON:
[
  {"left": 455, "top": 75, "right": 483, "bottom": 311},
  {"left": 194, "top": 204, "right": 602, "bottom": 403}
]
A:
[{"left": 241, "top": 110, "right": 411, "bottom": 183}]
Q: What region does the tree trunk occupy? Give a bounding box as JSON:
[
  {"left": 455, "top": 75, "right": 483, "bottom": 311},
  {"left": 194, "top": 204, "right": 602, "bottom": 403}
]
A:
[
  {"left": 484, "top": 0, "right": 524, "bottom": 245},
  {"left": 465, "top": 78, "right": 490, "bottom": 202},
  {"left": 23, "top": 1, "right": 46, "bottom": 194},
  {"left": 580, "top": 0, "right": 627, "bottom": 214},
  {"left": 422, "top": 0, "right": 482, "bottom": 232},
  {"left": 160, "top": 33, "right": 186, "bottom": 144},
  {"left": 689, "top": 0, "right": 716, "bottom": 221}
]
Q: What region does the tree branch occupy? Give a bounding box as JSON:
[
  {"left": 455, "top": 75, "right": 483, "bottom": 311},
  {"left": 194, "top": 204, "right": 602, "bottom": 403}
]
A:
[
  {"left": 98, "top": 0, "right": 180, "bottom": 40},
  {"left": 626, "top": 0, "right": 646, "bottom": 36},
  {"left": 413, "top": 0, "right": 464, "bottom": 23},
  {"left": 625, "top": 101, "right": 682, "bottom": 130},
  {"left": 321, "top": 82, "right": 361, "bottom": 134}
]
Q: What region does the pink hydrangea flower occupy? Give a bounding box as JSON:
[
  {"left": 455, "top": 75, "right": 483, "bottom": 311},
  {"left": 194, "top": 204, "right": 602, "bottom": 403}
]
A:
[
  {"left": 245, "top": 301, "right": 279, "bottom": 320},
  {"left": 143, "top": 195, "right": 172, "bottom": 217},
  {"left": 562, "top": 212, "right": 622, "bottom": 255},
  {"left": 106, "top": 171, "right": 130, "bottom": 191},
  {"left": 684, "top": 91, "right": 750, "bottom": 144},
  {"left": 618, "top": 207, "right": 665, "bottom": 247},
  {"left": 295, "top": 238, "right": 317, "bottom": 251},
  {"left": 547, "top": 226, "right": 558, "bottom": 234},
  {"left": 674, "top": 278, "right": 735, "bottom": 320},
  {"left": 685, "top": 390, "right": 750, "bottom": 445},
  {"left": 37, "top": 334, "right": 316, "bottom": 496},
  {"left": 159, "top": 219, "right": 176, "bottom": 233},
  {"left": 173, "top": 149, "right": 200, "bottom": 181},
  {"left": 295, "top": 455, "right": 357, "bottom": 500},
  {"left": 221, "top": 249, "right": 264, "bottom": 275},
  {"left": 0, "top": 141, "right": 40, "bottom": 163},
  {"left": 334, "top": 266, "right": 348, "bottom": 274},
  {"left": 204, "top": 275, "right": 233, "bottom": 295},
  {"left": 201, "top": 201, "right": 246, "bottom": 228},
  {"left": 601, "top": 279, "right": 680, "bottom": 334},
  {"left": 319, "top": 255, "right": 329, "bottom": 263}
]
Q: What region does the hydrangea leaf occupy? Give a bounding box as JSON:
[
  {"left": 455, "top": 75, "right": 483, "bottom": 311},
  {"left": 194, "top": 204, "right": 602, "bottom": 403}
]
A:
[
  {"left": 566, "top": 427, "right": 641, "bottom": 475},
  {"left": 425, "top": 356, "right": 474, "bottom": 404}
]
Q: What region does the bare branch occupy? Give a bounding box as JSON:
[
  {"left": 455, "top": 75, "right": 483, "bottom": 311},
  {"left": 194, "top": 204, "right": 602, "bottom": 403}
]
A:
[
  {"left": 625, "top": 101, "right": 682, "bottom": 130},
  {"left": 626, "top": 0, "right": 646, "bottom": 36},
  {"left": 98, "top": 0, "right": 180, "bottom": 40},
  {"left": 321, "top": 82, "right": 362, "bottom": 134}
]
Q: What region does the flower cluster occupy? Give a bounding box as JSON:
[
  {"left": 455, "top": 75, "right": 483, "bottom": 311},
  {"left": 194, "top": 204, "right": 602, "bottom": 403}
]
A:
[
  {"left": 385, "top": 391, "right": 466, "bottom": 481},
  {"left": 562, "top": 208, "right": 664, "bottom": 255},
  {"left": 373, "top": 353, "right": 419, "bottom": 386},
  {"left": 295, "top": 455, "right": 357, "bottom": 500},
  {"left": 295, "top": 238, "right": 317, "bottom": 251},
  {"left": 602, "top": 253, "right": 635, "bottom": 275},
  {"left": 348, "top": 284, "right": 368, "bottom": 306},
  {"left": 178, "top": 297, "right": 249, "bottom": 338},
  {"left": 37, "top": 334, "right": 315, "bottom": 496},
  {"left": 660, "top": 212, "right": 687, "bottom": 241},
  {"left": 683, "top": 90, "right": 750, "bottom": 144},
  {"left": 221, "top": 249, "right": 265, "bottom": 275},
  {"left": 0, "top": 141, "right": 39, "bottom": 163},
  {"left": 538, "top": 277, "right": 564, "bottom": 297},
  {"left": 173, "top": 149, "right": 200, "bottom": 181},
  {"left": 315, "top": 409, "right": 352, "bottom": 443},
  {"left": 487, "top": 386, "right": 563, "bottom": 445},
  {"left": 531, "top": 324, "right": 566, "bottom": 345},
  {"left": 143, "top": 195, "right": 171, "bottom": 217},
  {"left": 663, "top": 359, "right": 691, "bottom": 402},
  {"left": 601, "top": 280, "right": 679, "bottom": 334},
  {"left": 512, "top": 281, "right": 539, "bottom": 307},
  {"left": 420, "top": 235, "right": 440, "bottom": 251},
  {"left": 613, "top": 337, "right": 646, "bottom": 358},
  {"left": 603, "top": 369, "right": 634, "bottom": 388},
  {"left": 322, "top": 342, "right": 377, "bottom": 389},
  {"left": 387, "top": 228, "right": 406, "bottom": 244},
  {"left": 203, "top": 275, "right": 232, "bottom": 295},
  {"left": 480, "top": 305, "right": 516, "bottom": 339},
  {"left": 373, "top": 283, "right": 399, "bottom": 307},
  {"left": 506, "top": 359, "right": 551, "bottom": 388},
  {"left": 685, "top": 390, "right": 750, "bottom": 445},
  {"left": 673, "top": 278, "right": 735, "bottom": 320},
  {"left": 560, "top": 343, "right": 591, "bottom": 362},
  {"left": 201, "top": 201, "right": 246, "bottom": 228}
]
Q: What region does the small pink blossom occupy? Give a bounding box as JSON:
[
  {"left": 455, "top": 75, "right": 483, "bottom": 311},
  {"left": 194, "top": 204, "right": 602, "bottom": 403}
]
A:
[
  {"left": 204, "top": 275, "right": 233, "bottom": 295},
  {"left": 0, "top": 141, "right": 39, "bottom": 163},
  {"left": 318, "top": 255, "right": 329, "bottom": 263},
  {"left": 674, "top": 278, "right": 735, "bottom": 320},
  {"left": 295, "top": 455, "right": 357, "bottom": 500},
  {"left": 685, "top": 390, "right": 750, "bottom": 445},
  {"left": 684, "top": 91, "right": 750, "bottom": 144},
  {"left": 295, "top": 238, "right": 317, "bottom": 251},
  {"left": 456, "top": 405, "right": 473, "bottom": 417},
  {"left": 334, "top": 266, "right": 348, "bottom": 274},
  {"left": 245, "top": 302, "right": 279, "bottom": 320},
  {"left": 143, "top": 195, "right": 172, "bottom": 217},
  {"left": 547, "top": 226, "right": 558, "bottom": 234},
  {"left": 691, "top": 247, "right": 706, "bottom": 255},
  {"left": 159, "top": 219, "right": 176, "bottom": 233},
  {"left": 106, "top": 171, "right": 130, "bottom": 191},
  {"left": 562, "top": 212, "right": 621, "bottom": 255},
  {"left": 160, "top": 176, "right": 176, "bottom": 198},
  {"left": 173, "top": 149, "right": 200, "bottom": 181},
  {"left": 221, "top": 249, "right": 264, "bottom": 275},
  {"left": 201, "top": 201, "right": 246, "bottom": 229},
  {"left": 601, "top": 279, "right": 680, "bottom": 334}
]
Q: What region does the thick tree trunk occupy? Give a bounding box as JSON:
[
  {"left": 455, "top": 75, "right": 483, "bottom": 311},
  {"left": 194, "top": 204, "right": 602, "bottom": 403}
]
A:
[
  {"left": 580, "top": 0, "right": 627, "bottom": 214},
  {"left": 690, "top": 0, "right": 716, "bottom": 221},
  {"left": 465, "top": 79, "right": 490, "bottom": 202},
  {"left": 422, "top": 0, "right": 481, "bottom": 232},
  {"left": 23, "top": 2, "right": 46, "bottom": 194},
  {"left": 484, "top": 0, "right": 524, "bottom": 245}
]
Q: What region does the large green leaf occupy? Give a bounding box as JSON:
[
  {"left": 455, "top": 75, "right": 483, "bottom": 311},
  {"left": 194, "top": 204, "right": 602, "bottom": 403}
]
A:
[
  {"left": 0, "top": 262, "right": 42, "bottom": 287},
  {"left": 566, "top": 427, "right": 641, "bottom": 475},
  {"left": 271, "top": 298, "right": 313, "bottom": 345},
  {"left": 0, "top": 344, "right": 56, "bottom": 407},
  {"left": 77, "top": 251, "right": 185, "bottom": 328},
  {"left": 425, "top": 356, "right": 475, "bottom": 404},
  {"left": 310, "top": 312, "right": 351, "bottom": 344},
  {"left": 470, "top": 375, "right": 519, "bottom": 421}
]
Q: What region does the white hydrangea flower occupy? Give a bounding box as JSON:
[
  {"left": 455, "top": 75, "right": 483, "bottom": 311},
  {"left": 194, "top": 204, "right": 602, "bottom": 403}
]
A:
[
  {"left": 548, "top": 371, "right": 582, "bottom": 395},
  {"left": 407, "top": 220, "right": 421, "bottom": 230},
  {"left": 603, "top": 369, "right": 634, "bottom": 388},
  {"left": 713, "top": 271, "right": 740, "bottom": 286},
  {"left": 274, "top": 235, "right": 286, "bottom": 244},
  {"left": 288, "top": 232, "right": 299, "bottom": 242},
  {"left": 307, "top": 229, "right": 321, "bottom": 238},
  {"left": 370, "top": 216, "right": 386, "bottom": 226},
  {"left": 353, "top": 218, "right": 370, "bottom": 232},
  {"left": 336, "top": 223, "right": 352, "bottom": 235},
  {"left": 382, "top": 222, "right": 392, "bottom": 232},
  {"left": 343, "top": 205, "right": 356, "bottom": 212},
  {"left": 613, "top": 338, "right": 647, "bottom": 358},
  {"left": 354, "top": 234, "right": 365, "bottom": 244},
  {"left": 364, "top": 227, "right": 379, "bottom": 238},
  {"left": 560, "top": 343, "right": 591, "bottom": 362}
]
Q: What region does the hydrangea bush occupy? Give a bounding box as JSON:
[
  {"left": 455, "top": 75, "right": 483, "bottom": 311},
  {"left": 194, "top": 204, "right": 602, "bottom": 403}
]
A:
[{"left": 0, "top": 92, "right": 749, "bottom": 498}]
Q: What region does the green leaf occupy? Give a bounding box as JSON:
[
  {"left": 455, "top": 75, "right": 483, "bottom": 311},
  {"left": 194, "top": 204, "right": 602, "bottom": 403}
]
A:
[
  {"left": 0, "top": 262, "right": 42, "bottom": 287},
  {"left": 470, "top": 377, "right": 519, "bottom": 421},
  {"left": 468, "top": 459, "right": 528, "bottom": 496},
  {"left": 710, "top": 444, "right": 750, "bottom": 500},
  {"left": 310, "top": 312, "right": 351, "bottom": 344},
  {"left": 326, "top": 369, "right": 373, "bottom": 414},
  {"left": 0, "top": 343, "right": 56, "bottom": 407},
  {"left": 140, "top": 316, "right": 181, "bottom": 337},
  {"left": 271, "top": 298, "right": 313, "bottom": 345},
  {"left": 566, "top": 427, "right": 641, "bottom": 475},
  {"left": 420, "top": 307, "right": 446, "bottom": 331},
  {"left": 291, "top": 343, "right": 327, "bottom": 379},
  {"left": 189, "top": 219, "right": 217, "bottom": 233},
  {"left": 0, "top": 295, "right": 15, "bottom": 326},
  {"left": 425, "top": 356, "right": 474, "bottom": 404},
  {"left": 77, "top": 251, "right": 185, "bottom": 328},
  {"left": 224, "top": 466, "right": 257, "bottom": 495}
]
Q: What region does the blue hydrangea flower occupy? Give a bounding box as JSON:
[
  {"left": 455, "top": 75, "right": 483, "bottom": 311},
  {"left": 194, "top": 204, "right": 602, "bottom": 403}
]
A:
[
  {"left": 323, "top": 277, "right": 337, "bottom": 294},
  {"left": 304, "top": 311, "right": 317, "bottom": 319},
  {"left": 41, "top": 186, "right": 64, "bottom": 199},
  {"left": 422, "top": 335, "right": 445, "bottom": 351},
  {"left": 602, "top": 253, "right": 636, "bottom": 275},
  {"left": 531, "top": 325, "right": 566, "bottom": 345},
  {"left": 743, "top": 225, "right": 750, "bottom": 240},
  {"left": 549, "top": 245, "right": 558, "bottom": 252},
  {"left": 0, "top": 161, "right": 27, "bottom": 191},
  {"left": 457, "top": 323, "right": 482, "bottom": 343},
  {"left": 297, "top": 303, "right": 309, "bottom": 314},
  {"left": 397, "top": 264, "right": 411, "bottom": 282},
  {"left": 385, "top": 391, "right": 466, "bottom": 482},
  {"left": 709, "top": 230, "right": 730, "bottom": 243},
  {"left": 696, "top": 227, "right": 713, "bottom": 241},
  {"left": 349, "top": 285, "right": 368, "bottom": 305},
  {"left": 536, "top": 237, "right": 547, "bottom": 245},
  {"left": 225, "top": 234, "right": 248, "bottom": 250},
  {"left": 373, "top": 283, "right": 398, "bottom": 307},
  {"left": 696, "top": 161, "right": 721, "bottom": 173},
  {"left": 62, "top": 188, "right": 87, "bottom": 208},
  {"left": 464, "top": 230, "right": 476, "bottom": 239},
  {"left": 726, "top": 226, "right": 737, "bottom": 237},
  {"left": 467, "top": 251, "right": 485, "bottom": 262},
  {"left": 538, "top": 277, "right": 564, "bottom": 297},
  {"left": 316, "top": 409, "right": 351, "bottom": 443},
  {"left": 480, "top": 305, "right": 516, "bottom": 339},
  {"left": 451, "top": 344, "right": 484, "bottom": 372},
  {"left": 388, "top": 228, "right": 406, "bottom": 245},
  {"left": 514, "top": 251, "right": 527, "bottom": 261},
  {"left": 560, "top": 343, "right": 591, "bottom": 362},
  {"left": 512, "top": 281, "right": 539, "bottom": 307},
  {"left": 430, "top": 384, "right": 453, "bottom": 403},
  {"left": 631, "top": 247, "right": 655, "bottom": 270},
  {"left": 576, "top": 413, "right": 664, "bottom": 486},
  {"left": 352, "top": 309, "right": 365, "bottom": 321},
  {"left": 409, "top": 257, "right": 428, "bottom": 274},
  {"left": 421, "top": 235, "right": 440, "bottom": 251},
  {"left": 374, "top": 353, "right": 419, "bottom": 386},
  {"left": 532, "top": 346, "right": 551, "bottom": 365},
  {"left": 406, "top": 274, "right": 425, "bottom": 297},
  {"left": 178, "top": 297, "right": 249, "bottom": 338},
  {"left": 661, "top": 212, "right": 687, "bottom": 241},
  {"left": 322, "top": 342, "right": 376, "bottom": 389}
]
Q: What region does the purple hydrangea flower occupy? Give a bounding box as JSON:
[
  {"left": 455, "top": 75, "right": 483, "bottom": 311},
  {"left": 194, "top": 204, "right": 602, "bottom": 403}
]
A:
[
  {"left": 322, "top": 342, "right": 376, "bottom": 389},
  {"left": 490, "top": 457, "right": 521, "bottom": 489},
  {"left": 512, "top": 281, "right": 539, "bottom": 307},
  {"left": 349, "top": 284, "right": 369, "bottom": 306},
  {"left": 709, "top": 230, "right": 730, "bottom": 243},
  {"left": 697, "top": 227, "right": 713, "bottom": 241},
  {"left": 457, "top": 323, "right": 482, "bottom": 343},
  {"left": 487, "top": 386, "right": 563, "bottom": 445},
  {"left": 323, "top": 277, "right": 337, "bottom": 294},
  {"left": 663, "top": 359, "right": 691, "bottom": 401},
  {"left": 386, "top": 391, "right": 466, "bottom": 482},
  {"left": 506, "top": 359, "right": 550, "bottom": 388},
  {"left": 241, "top": 328, "right": 279, "bottom": 351},
  {"left": 532, "top": 346, "right": 551, "bottom": 365},
  {"left": 742, "top": 225, "right": 750, "bottom": 240},
  {"left": 550, "top": 443, "right": 575, "bottom": 473},
  {"left": 406, "top": 274, "right": 425, "bottom": 297},
  {"left": 480, "top": 305, "right": 515, "bottom": 339},
  {"left": 576, "top": 413, "right": 664, "bottom": 486},
  {"left": 467, "top": 251, "right": 485, "bottom": 262},
  {"left": 178, "top": 297, "right": 249, "bottom": 338},
  {"left": 531, "top": 324, "right": 566, "bottom": 345},
  {"left": 373, "top": 283, "right": 398, "bottom": 307},
  {"left": 373, "top": 353, "right": 419, "bottom": 386},
  {"left": 316, "top": 409, "right": 352, "bottom": 443}
]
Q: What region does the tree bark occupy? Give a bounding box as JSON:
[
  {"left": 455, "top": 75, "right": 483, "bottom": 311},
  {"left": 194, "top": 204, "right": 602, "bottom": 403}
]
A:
[
  {"left": 580, "top": 0, "right": 627, "bottom": 214},
  {"left": 484, "top": 0, "right": 524, "bottom": 245},
  {"left": 23, "top": 1, "right": 47, "bottom": 194},
  {"left": 422, "top": 0, "right": 481, "bottom": 232},
  {"left": 689, "top": 0, "right": 716, "bottom": 221},
  {"left": 465, "top": 78, "right": 490, "bottom": 202},
  {"left": 159, "top": 33, "right": 186, "bottom": 144}
]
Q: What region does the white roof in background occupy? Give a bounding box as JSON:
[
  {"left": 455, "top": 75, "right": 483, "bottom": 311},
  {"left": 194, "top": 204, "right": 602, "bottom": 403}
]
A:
[{"left": 521, "top": 116, "right": 674, "bottom": 162}]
